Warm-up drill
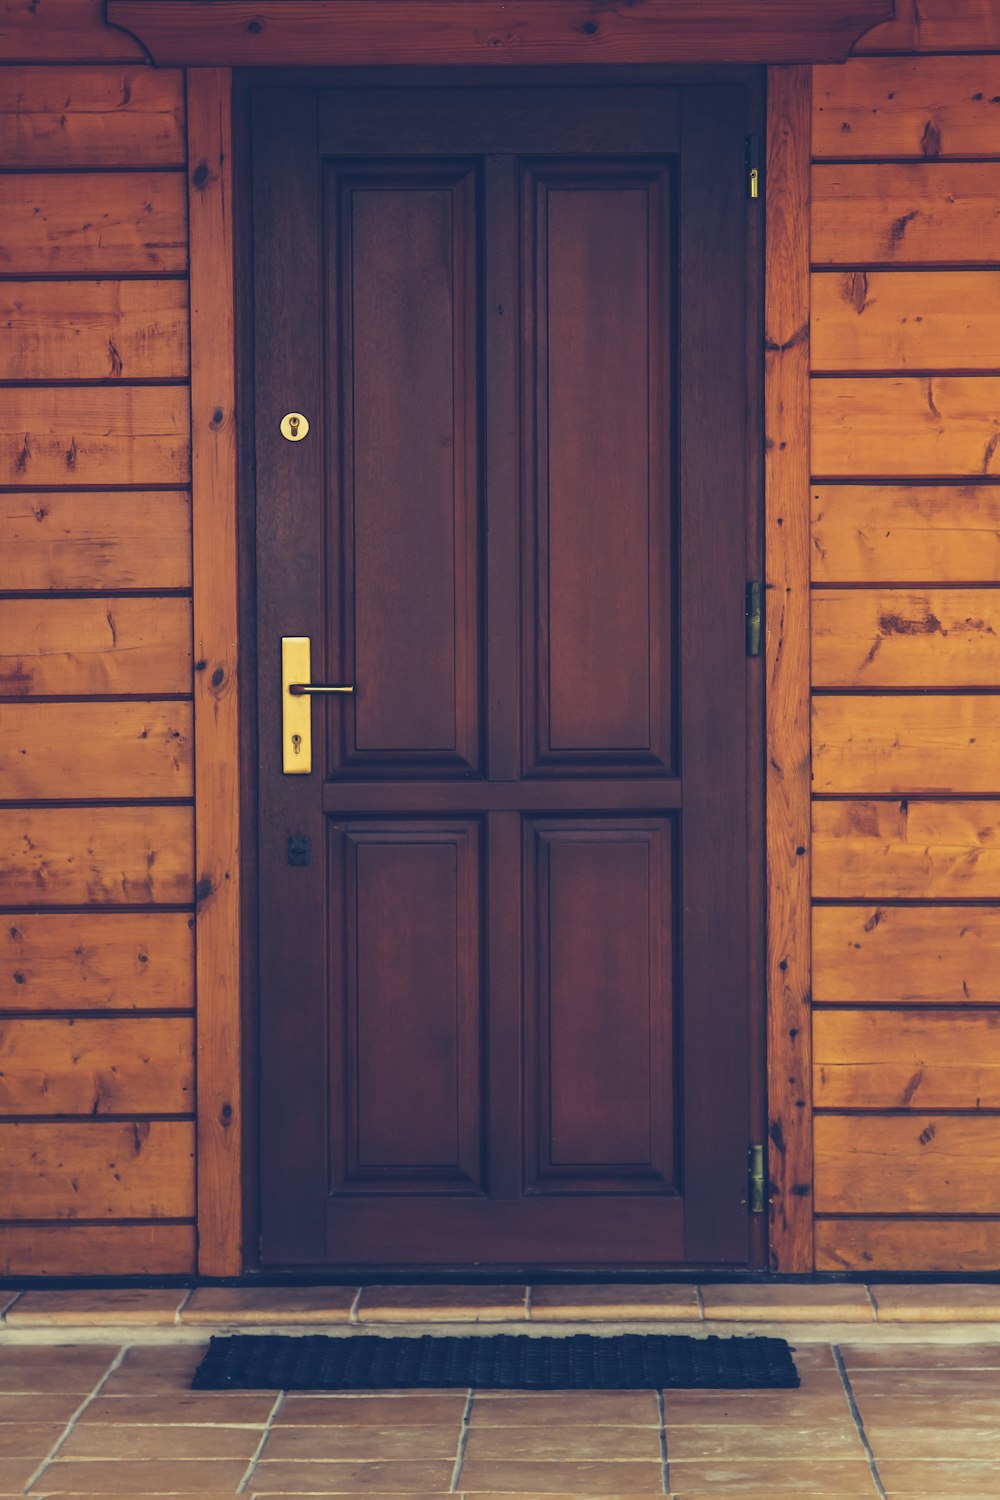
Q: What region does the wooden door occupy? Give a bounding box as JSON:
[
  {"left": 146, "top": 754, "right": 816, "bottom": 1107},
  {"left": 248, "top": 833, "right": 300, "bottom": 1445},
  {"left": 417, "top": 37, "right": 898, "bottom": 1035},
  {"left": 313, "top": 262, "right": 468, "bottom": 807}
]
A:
[{"left": 251, "top": 80, "right": 758, "bottom": 1268}]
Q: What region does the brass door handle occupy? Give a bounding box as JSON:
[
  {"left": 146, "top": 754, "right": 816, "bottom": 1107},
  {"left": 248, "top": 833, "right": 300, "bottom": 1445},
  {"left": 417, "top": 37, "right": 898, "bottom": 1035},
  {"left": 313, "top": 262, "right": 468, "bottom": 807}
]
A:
[
  {"left": 282, "top": 636, "right": 353, "bottom": 774},
  {"left": 288, "top": 683, "right": 354, "bottom": 695}
]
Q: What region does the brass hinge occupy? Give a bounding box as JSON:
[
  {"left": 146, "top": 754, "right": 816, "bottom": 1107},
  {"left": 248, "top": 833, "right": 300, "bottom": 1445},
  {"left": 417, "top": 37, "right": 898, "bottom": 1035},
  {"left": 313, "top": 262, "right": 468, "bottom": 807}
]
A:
[
  {"left": 748, "top": 1143, "right": 766, "bottom": 1214},
  {"left": 745, "top": 136, "right": 762, "bottom": 200},
  {"left": 746, "top": 581, "right": 764, "bottom": 657}
]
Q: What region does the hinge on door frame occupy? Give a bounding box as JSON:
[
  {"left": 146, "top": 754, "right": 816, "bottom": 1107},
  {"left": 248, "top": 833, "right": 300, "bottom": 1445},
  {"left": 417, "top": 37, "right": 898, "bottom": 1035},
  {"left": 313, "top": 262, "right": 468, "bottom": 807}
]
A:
[
  {"left": 746, "top": 581, "right": 764, "bottom": 657},
  {"left": 745, "top": 136, "right": 762, "bottom": 200},
  {"left": 748, "top": 1143, "right": 766, "bottom": 1214}
]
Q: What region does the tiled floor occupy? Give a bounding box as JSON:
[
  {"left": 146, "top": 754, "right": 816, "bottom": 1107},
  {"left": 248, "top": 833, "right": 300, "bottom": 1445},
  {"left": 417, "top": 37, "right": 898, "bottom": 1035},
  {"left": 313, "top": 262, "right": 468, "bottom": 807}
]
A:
[{"left": 0, "top": 1338, "right": 995, "bottom": 1496}]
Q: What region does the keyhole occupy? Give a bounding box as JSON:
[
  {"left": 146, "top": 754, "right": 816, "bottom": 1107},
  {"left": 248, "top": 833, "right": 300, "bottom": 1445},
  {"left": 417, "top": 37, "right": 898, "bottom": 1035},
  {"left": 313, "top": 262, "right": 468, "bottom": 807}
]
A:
[
  {"left": 288, "top": 416, "right": 300, "bottom": 437},
  {"left": 291, "top": 733, "right": 302, "bottom": 755}
]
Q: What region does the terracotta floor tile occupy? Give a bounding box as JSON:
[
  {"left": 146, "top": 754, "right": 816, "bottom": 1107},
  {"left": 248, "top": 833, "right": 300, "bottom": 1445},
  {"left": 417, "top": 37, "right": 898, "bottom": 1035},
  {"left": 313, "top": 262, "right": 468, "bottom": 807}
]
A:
[
  {"left": 0, "top": 1422, "right": 64, "bottom": 1458},
  {"left": 278, "top": 1394, "right": 468, "bottom": 1426},
  {"left": 77, "top": 1391, "right": 277, "bottom": 1424},
  {"left": 841, "top": 1341, "right": 1000, "bottom": 1369},
  {"left": 356, "top": 1285, "right": 527, "bottom": 1323},
  {"left": 252, "top": 1494, "right": 453, "bottom": 1500},
  {"left": 0, "top": 1392, "right": 81, "bottom": 1423},
  {"left": 855, "top": 1394, "right": 1000, "bottom": 1428},
  {"left": 463, "top": 1426, "right": 661, "bottom": 1461},
  {"left": 28, "top": 1458, "right": 249, "bottom": 1493},
  {"left": 58, "top": 1421, "right": 263, "bottom": 1460},
  {"left": 458, "top": 1459, "right": 663, "bottom": 1493},
  {"left": 0, "top": 1346, "right": 119, "bottom": 1394},
  {"left": 251, "top": 1460, "right": 456, "bottom": 1492},
  {"left": 787, "top": 1344, "right": 839, "bottom": 1370},
  {"left": 528, "top": 1285, "right": 700, "bottom": 1322},
  {"left": 469, "top": 1393, "right": 660, "bottom": 1426},
  {"left": 261, "top": 1424, "right": 461, "bottom": 1461},
  {"left": 6, "top": 1289, "right": 186, "bottom": 1327},
  {"left": 848, "top": 1368, "right": 1000, "bottom": 1399},
  {"left": 665, "top": 1423, "right": 863, "bottom": 1461},
  {"left": 100, "top": 1344, "right": 210, "bottom": 1394},
  {"left": 182, "top": 1286, "right": 358, "bottom": 1326},
  {"left": 878, "top": 1459, "right": 1000, "bottom": 1496},
  {"left": 664, "top": 1458, "right": 874, "bottom": 1493},
  {"left": 662, "top": 1387, "right": 851, "bottom": 1425},
  {"left": 700, "top": 1285, "right": 873, "bottom": 1322},
  {"left": 871, "top": 1283, "right": 1000, "bottom": 1322},
  {"left": 867, "top": 1423, "right": 1000, "bottom": 1460}
]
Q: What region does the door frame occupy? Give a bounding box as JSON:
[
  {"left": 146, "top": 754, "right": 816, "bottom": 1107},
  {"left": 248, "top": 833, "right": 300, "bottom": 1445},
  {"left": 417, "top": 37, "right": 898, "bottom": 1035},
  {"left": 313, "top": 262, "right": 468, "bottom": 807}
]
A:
[{"left": 231, "top": 64, "right": 768, "bottom": 1275}]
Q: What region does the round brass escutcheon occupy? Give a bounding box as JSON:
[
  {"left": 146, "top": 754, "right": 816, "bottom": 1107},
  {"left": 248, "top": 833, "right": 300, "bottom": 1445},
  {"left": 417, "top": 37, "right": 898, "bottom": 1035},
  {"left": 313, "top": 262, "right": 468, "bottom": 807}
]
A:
[{"left": 280, "top": 412, "right": 310, "bottom": 442}]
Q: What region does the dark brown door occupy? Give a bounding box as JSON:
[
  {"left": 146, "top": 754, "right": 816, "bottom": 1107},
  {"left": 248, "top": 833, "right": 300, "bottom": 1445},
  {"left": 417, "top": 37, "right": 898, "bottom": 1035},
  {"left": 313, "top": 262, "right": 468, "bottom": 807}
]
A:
[{"left": 251, "top": 80, "right": 758, "bottom": 1268}]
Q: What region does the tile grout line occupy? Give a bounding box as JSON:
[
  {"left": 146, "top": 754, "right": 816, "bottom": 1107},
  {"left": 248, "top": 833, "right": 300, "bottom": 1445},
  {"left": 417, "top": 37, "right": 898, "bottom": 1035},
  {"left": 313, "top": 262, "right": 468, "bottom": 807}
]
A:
[
  {"left": 348, "top": 1287, "right": 364, "bottom": 1325},
  {"left": 832, "top": 1344, "right": 887, "bottom": 1500},
  {"left": 174, "top": 1287, "right": 195, "bottom": 1325},
  {"left": 0, "top": 1291, "right": 22, "bottom": 1321},
  {"left": 21, "top": 1342, "right": 130, "bottom": 1496},
  {"left": 236, "top": 1388, "right": 285, "bottom": 1493},
  {"left": 523, "top": 1286, "right": 533, "bottom": 1321},
  {"left": 656, "top": 1388, "right": 669, "bottom": 1495},
  {"left": 693, "top": 1286, "right": 705, "bottom": 1320},
  {"left": 449, "top": 1388, "right": 474, "bottom": 1494},
  {"left": 864, "top": 1285, "right": 879, "bottom": 1321}
]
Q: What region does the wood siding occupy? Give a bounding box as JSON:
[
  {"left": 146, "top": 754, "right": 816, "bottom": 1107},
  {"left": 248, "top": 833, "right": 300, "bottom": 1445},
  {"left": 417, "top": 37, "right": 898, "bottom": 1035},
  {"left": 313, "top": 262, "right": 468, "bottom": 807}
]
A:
[
  {"left": 811, "top": 49, "right": 1000, "bottom": 1271},
  {"left": 0, "top": 8, "right": 196, "bottom": 1271}
]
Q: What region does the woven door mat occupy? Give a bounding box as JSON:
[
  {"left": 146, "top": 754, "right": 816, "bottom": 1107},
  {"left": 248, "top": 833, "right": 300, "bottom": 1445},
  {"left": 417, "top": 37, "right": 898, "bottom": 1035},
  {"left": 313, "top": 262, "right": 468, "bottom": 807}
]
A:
[{"left": 192, "top": 1332, "right": 799, "bottom": 1390}]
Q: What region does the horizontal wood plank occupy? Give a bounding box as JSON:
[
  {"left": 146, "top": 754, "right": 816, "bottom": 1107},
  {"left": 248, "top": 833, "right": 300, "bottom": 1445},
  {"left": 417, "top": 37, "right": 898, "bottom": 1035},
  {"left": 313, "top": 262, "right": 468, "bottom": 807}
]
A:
[
  {"left": 0, "top": 173, "right": 187, "bottom": 275},
  {"left": 812, "top": 378, "right": 1000, "bottom": 479},
  {"left": 0, "top": 491, "right": 192, "bottom": 592},
  {"left": 0, "top": 701, "right": 193, "bottom": 800},
  {"left": 0, "top": 806, "right": 193, "bottom": 907},
  {"left": 813, "top": 696, "right": 1000, "bottom": 795},
  {"left": 811, "top": 484, "right": 1000, "bottom": 584},
  {"left": 813, "top": 57, "right": 1000, "bottom": 159},
  {"left": 815, "top": 1113, "right": 1000, "bottom": 1214},
  {"left": 0, "top": 280, "right": 189, "bottom": 381},
  {"left": 811, "top": 272, "right": 1000, "bottom": 373},
  {"left": 813, "top": 588, "right": 1000, "bottom": 688},
  {"left": 0, "top": 912, "right": 194, "bottom": 1011},
  {"left": 0, "top": 68, "right": 185, "bottom": 168},
  {"left": 812, "top": 163, "right": 1000, "bottom": 265},
  {"left": 814, "top": 904, "right": 1000, "bottom": 1002},
  {"left": 814, "top": 1008, "right": 1000, "bottom": 1109},
  {"left": 0, "top": 1016, "right": 194, "bottom": 1115},
  {"left": 813, "top": 801, "right": 1000, "bottom": 900},
  {"left": 0, "top": 1221, "right": 195, "bottom": 1274},
  {"left": 0, "top": 597, "right": 191, "bottom": 697},
  {"left": 817, "top": 1217, "right": 1000, "bottom": 1272},
  {"left": 0, "top": 0, "right": 147, "bottom": 62},
  {"left": 0, "top": 388, "right": 190, "bottom": 487},
  {"left": 0, "top": 1119, "right": 194, "bottom": 1218},
  {"left": 854, "top": 0, "right": 1000, "bottom": 55}
]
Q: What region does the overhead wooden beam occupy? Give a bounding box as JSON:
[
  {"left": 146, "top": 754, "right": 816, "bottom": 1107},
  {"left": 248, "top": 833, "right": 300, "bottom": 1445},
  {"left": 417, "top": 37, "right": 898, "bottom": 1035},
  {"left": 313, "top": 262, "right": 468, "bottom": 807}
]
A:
[{"left": 108, "top": 0, "right": 895, "bottom": 68}]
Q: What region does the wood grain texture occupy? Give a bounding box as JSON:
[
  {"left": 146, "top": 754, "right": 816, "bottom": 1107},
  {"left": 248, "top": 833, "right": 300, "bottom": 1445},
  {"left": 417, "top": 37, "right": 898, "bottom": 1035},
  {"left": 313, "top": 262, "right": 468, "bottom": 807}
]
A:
[
  {"left": 817, "top": 1218, "right": 1000, "bottom": 1272},
  {"left": 811, "top": 271, "right": 1000, "bottom": 373},
  {"left": 765, "top": 66, "right": 813, "bottom": 1273},
  {"left": 107, "top": 0, "right": 894, "bottom": 67},
  {"left": 0, "top": 806, "right": 193, "bottom": 907},
  {"left": 0, "top": 1222, "right": 195, "bottom": 1274},
  {"left": 812, "top": 378, "right": 1000, "bottom": 479},
  {"left": 0, "top": 702, "right": 193, "bottom": 800},
  {"left": 0, "top": 68, "right": 184, "bottom": 167},
  {"left": 813, "top": 696, "right": 1000, "bottom": 795},
  {"left": 814, "top": 57, "right": 1000, "bottom": 160},
  {"left": 813, "top": 800, "right": 1000, "bottom": 900},
  {"left": 854, "top": 0, "right": 1000, "bottom": 55},
  {"left": 0, "top": 1016, "right": 194, "bottom": 1115},
  {"left": 0, "top": 0, "right": 146, "bottom": 61},
  {"left": 0, "top": 913, "right": 194, "bottom": 1012},
  {"left": 812, "top": 164, "right": 1000, "bottom": 265},
  {"left": 0, "top": 597, "right": 192, "bottom": 697},
  {"left": 812, "top": 588, "right": 1000, "bottom": 688},
  {"left": 0, "top": 1119, "right": 195, "bottom": 1219},
  {"left": 815, "top": 1114, "right": 1000, "bottom": 1214},
  {"left": 814, "top": 1008, "right": 1000, "bottom": 1109},
  {"left": 811, "top": 484, "right": 1000, "bottom": 584},
  {"left": 187, "top": 69, "right": 242, "bottom": 1278},
  {"left": 0, "top": 491, "right": 192, "bottom": 592},
  {"left": 0, "top": 388, "right": 190, "bottom": 487},
  {"left": 0, "top": 280, "right": 189, "bottom": 382},
  {"left": 0, "top": 173, "right": 187, "bottom": 275},
  {"left": 814, "top": 905, "right": 1000, "bottom": 1003}
]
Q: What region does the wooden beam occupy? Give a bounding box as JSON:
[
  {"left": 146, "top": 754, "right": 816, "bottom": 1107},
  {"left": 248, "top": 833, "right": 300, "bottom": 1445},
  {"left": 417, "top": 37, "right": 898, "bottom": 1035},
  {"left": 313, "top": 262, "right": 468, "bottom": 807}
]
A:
[
  {"left": 107, "top": 0, "right": 894, "bottom": 68},
  {"left": 764, "top": 65, "right": 813, "bottom": 1273},
  {"left": 187, "top": 68, "right": 242, "bottom": 1278}
]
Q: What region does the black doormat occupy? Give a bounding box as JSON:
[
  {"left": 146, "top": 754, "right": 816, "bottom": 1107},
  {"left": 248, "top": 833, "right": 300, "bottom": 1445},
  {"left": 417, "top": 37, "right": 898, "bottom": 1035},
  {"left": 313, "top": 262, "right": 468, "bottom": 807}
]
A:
[{"left": 192, "top": 1332, "right": 799, "bottom": 1390}]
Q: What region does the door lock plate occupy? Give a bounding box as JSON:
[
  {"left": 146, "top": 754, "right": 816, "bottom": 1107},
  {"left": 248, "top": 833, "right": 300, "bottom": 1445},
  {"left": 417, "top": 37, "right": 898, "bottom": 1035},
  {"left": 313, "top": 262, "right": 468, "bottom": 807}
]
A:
[{"left": 282, "top": 635, "right": 312, "bottom": 773}]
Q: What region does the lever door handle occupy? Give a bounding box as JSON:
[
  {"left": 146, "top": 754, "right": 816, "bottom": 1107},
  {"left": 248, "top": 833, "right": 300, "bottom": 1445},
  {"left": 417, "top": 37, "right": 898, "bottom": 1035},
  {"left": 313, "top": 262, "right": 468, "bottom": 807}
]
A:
[
  {"left": 282, "top": 636, "right": 353, "bottom": 774},
  {"left": 288, "top": 682, "right": 354, "bottom": 695}
]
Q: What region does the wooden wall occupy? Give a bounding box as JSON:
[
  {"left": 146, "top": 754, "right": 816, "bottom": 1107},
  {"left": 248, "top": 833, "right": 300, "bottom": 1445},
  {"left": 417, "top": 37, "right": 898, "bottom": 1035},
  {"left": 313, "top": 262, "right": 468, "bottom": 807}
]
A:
[
  {"left": 0, "top": 3, "right": 198, "bottom": 1273},
  {"left": 810, "top": 41, "right": 1000, "bottom": 1271}
]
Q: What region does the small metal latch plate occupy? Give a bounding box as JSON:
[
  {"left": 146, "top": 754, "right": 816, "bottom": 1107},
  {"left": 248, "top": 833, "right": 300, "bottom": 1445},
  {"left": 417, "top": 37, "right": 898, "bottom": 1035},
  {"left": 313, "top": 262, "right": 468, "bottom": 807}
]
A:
[
  {"left": 287, "top": 834, "right": 310, "bottom": 867},
  {"left": 746, "top": 581, "right": 764, "bottom": 658},
  {"left": 749, "top": 1143, "right": 766, "bottom": 1214}
]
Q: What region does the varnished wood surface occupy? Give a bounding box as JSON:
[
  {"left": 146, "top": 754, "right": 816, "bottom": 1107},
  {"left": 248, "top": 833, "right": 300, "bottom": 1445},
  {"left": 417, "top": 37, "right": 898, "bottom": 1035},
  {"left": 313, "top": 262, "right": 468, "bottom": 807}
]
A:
[
  {"left": 814, "top": 57, "right": 1000, "bottom": 160},
  {"left": 814, "top": 800, "right": 1000, "bottom": 900},
  {"left": 0, "top": 280, "right": 189, "bottom": 382},
  {"left": 0, "top": 491, "right": 191, "bottom": 593},
  {"left": 814, "top": 905, "right": 1000, "bottom": 1003},
  {"left": 0, "top": 913, "right": 194, "bottom": 1012},
  {"left": 815, "top": 1114, "right": 1000, "bottom": 1214},
  {"left": 0, "top": 173, "right": 188, "bottom": 275},
  {"left": 0, "top": 597, "right": 192, "bottom": 697},
  {"left": 814, "top": 1008, "right": 1000, "bottom": 1109},
  {"left": 0, "top": 0, "right": 146, "bottom": 61},
  {"left": 0, "top": 388, "right": 190, "bottom": 487},
  {"left": 813, "top": 696, "right": 1000, "bottom": 795},
  {"left": 813, "top": 164, "right": 1000, "bottom": 266},
  {"left": 817, "top": 1217, "right": 1000, "bottom": 1273},
  {"left": 0, "top": 701, "right": 193, "bottom": 800},
  {"left": 812, "top": 588, "right": 1000, "bottom": 688},
  {"left": 812, "top": 484, "right": 1000, "bottom": 584},
  {"left": 0, "top": 1222, "right": 195, "bottom": 1275},
  {"left": 812, "top": 271, "right": 1000, "bottom": 373},
  {"left": 812, "top": 377, "right": 1000, "bottom": 479},
  {"left": 0, "top": 806, "right": 193, "bottom": 907},
  {"left": 0, "top": 1016, "right": 194, "bottom": 1115},
  {"left": 0, "top": 67, "right": 185, "bottom": 167},
  {"left": 0, "top": 1119, "right": 195, "bottom": 1219},
  {"left": 854, "top": 0, "right": 1000, "bottom": 54}
]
